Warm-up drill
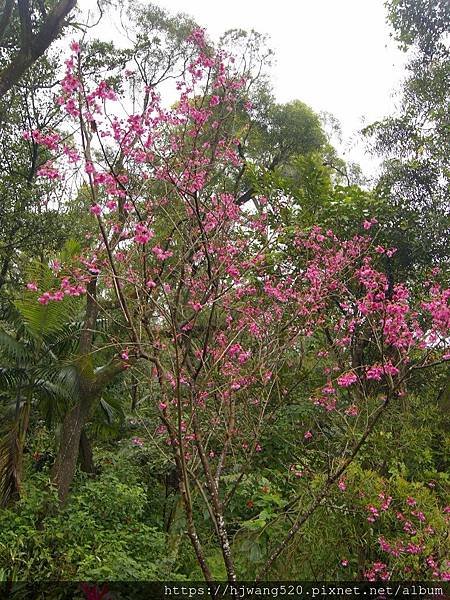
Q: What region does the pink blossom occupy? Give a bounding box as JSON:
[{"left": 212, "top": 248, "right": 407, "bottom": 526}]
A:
[
  {"left": 337, "top": 372, "right": 358, "bottom": 387},
  {"left": 37, "top": 163, "right": 60, "bottom": 179},
  {"left": 366, "top": 504, "right": 379, "bottom": 522},
  {"left": 405, "top": 542, "right": 424, "bottom": 555},
  {"left": 189, "top": 301, "right": 203, "bottom": 312},
  {"left": 411, "top": 510, "right": 426, "bottom": 522},
  {"left": 152, "top": 246, "right": 173, "bottom": 260},
  {"left": 131, "top": 437, "right": 144, "bottom": 447},
  {"left": 366, "top": 363, "right": 399, "bottom": 380},
  {"left": 70, "top": 40, "right": 80, "bottom": 53},
  {"left": 383, "top": 363, "right": 399, "bottom": 376},
  {"left": 187, "top": 28, "right": 207, "bottom": 49},
  {"left": 403, "top": 520, "right": 416, "bottom": 535},
  {"left": 338, "top": 479, "right": 347, "bottom": 492},
  {"left": 90, "top": 204, "right": 102, "bottom": 216},
  {"left": 363, "top": 218, "right": 377, "bottom": 230},
  {"left": 134, "top": 223, "right": 154, "bottom": 244},
  {"left": 364, "top": 561, "right": 390, "bottom": 582},
  {"left": 26, "top": 282, "right": 38, "bottom": 292},
  {"left": 38, "top": 292, "right": 51, "bottom": 305},
  {"left": 379, "top": 493, "right": 392, "bottom": 511},
  {"left": 106, "top": 200, "right": 117, "bottom": 210},
  {"left": 63, "top": 145, "right": 80, "bottom": 163}
]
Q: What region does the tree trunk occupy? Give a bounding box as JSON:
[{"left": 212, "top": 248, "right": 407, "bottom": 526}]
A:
[
  {"left": 51, "top": 393, "right": 95, "bottom": 503},
  {"left": 51, "top": 279, "right": 127, "bottom": 502},
  {"left": 79, "top": 428, "right": 95, "bottom": 474},
  {"left": 51, "top": 278, "right": 98, "bottom": 503}
]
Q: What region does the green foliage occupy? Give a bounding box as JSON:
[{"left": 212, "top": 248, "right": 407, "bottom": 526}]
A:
[
  {"left": 386, "top": 0, "right": 450, "bottom": 55},
  {"left": 364, "top": 0, "right": 450, "bottom": 270},
  {"left": 0, "top": 52, "right": 74, "bottom": 299},
  {"left": 0, "top": 468, "right": 180, "bottom": 581},
  {"left": 248, "top": 100, "right": 327, "bottom": 169},
  {"left": 260, "top": 464, "right": 447, "bottom": 581}
]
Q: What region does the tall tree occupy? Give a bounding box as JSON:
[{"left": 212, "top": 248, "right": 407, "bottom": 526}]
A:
[
  {"left": 0, "top": 0, "right": 77, "bottom": 97},
  {"left": 363, "top": 0, "right": 450, "bottom": 270}
]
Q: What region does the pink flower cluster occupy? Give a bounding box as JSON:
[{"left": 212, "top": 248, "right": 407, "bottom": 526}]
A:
[
  {"left": 364, "top": 561, "right": 390, "bottom": 581},
  {"left": 134, "top": 223, "right": 154, "bottom": 244},
  {"left": 366, "top": 362, "right": 399, "bottom": 381},
  {"left": 337, "top": 372, "right": 358, "bottom": 387},
  {"left": 31, "top": 275, "right": 87, "bottom": 304}
]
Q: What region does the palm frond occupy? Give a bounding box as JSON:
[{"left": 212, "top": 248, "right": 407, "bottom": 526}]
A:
[
  {"left": 34, "top": 381, "right": 70, "bottom": 427},
  {"left": 33, "top": 363, "right": 81, "bottom": 403},
  {"left": 98, "top": 397, "right": 117, "bottom": 425},
  {"left": 0, "top": 367, "right": 27, "bottom": 391},
  {"left": 0, "top": 329, "right": 28, "bottom": 364},
  {"left": 15, "top": 295, "right": 82, "bottom": 340},
  {"left": 43, "top": 320, "right": 82, "bottom": 356},
  {"left": 89, "top": 394, "right": 126, "bottom": 441},
  {"left": 59, "top": 239, "right": 82, "bottom": 262}
]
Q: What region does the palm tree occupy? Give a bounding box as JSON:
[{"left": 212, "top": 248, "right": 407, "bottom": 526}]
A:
[{"left": 0, "top": 284, "right": 82, "bottom": 506}]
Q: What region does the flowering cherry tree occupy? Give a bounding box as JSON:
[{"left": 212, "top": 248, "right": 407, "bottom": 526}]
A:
[{"left": 26, "top": 30, "right": 450, "bottom": 581}]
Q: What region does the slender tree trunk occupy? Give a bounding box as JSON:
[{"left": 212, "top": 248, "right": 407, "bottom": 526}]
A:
[{"left": 194, "top": 423, "right": 237, "bottom": 581}]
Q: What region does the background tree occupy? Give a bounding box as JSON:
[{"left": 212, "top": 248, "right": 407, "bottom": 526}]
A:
[
  {"left": 0, "top": 54, "right": 71, "bottom": 301},
  {"left": 0, "top": 0, "right": 77, "bottom": 97},
  {"left": 363, "top": 0, "right": 450, "bottom": 272}
]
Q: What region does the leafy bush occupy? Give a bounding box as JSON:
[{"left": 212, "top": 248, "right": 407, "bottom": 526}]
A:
[{"left": 0, "top": 466, "right": 182, "bottom": 581}]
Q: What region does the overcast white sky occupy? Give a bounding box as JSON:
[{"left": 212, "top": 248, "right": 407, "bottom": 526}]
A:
[{"left": 80, "top": 0, "right": 409, "bottom": 176}]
